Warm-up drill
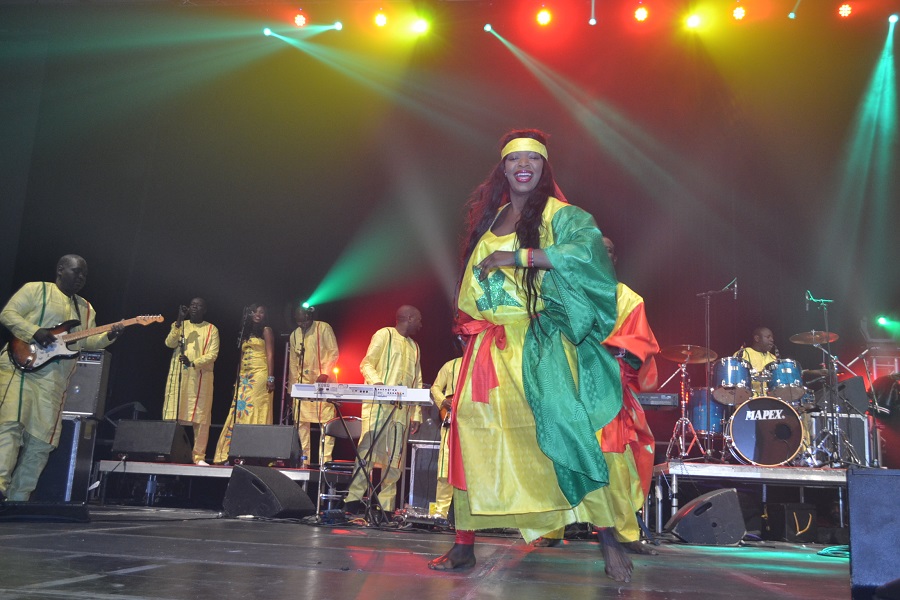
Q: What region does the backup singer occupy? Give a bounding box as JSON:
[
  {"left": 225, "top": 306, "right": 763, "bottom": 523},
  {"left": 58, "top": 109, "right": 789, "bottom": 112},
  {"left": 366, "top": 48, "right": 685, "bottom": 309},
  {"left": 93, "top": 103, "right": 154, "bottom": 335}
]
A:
[
  {"left": 213, "top": 304, "right": 275, "bottom": 465},
  {"left": 429, "top": 130, "right": 635, "bottom": 582},
  {"left": 163, "top": 298, "right": 219, "bottom": 465},
  {"left": 289, "top": 306, "right": 339, "bottom": 466}
]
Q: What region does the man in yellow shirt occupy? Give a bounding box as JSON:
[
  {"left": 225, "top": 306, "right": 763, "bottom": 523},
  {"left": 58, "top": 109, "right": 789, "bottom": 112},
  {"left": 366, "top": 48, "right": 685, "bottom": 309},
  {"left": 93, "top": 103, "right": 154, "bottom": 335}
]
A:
[
  {"left": 0, "top": 255, "right": 121, "bottom": 501},
  {"left": 735, "top": 327, "right": 777, "bottom": 396},
  {"left": 429, "top": 354, "right": 462, "bottom": 521},
  {"left": 289, "top": 306, "right": 339, "bottom": 466},
  {"left": 163, "top": 298, "right": 219, "bottom": 465},
  {"left": 344, "top": 305, "right": 423, "bottom": 516}
]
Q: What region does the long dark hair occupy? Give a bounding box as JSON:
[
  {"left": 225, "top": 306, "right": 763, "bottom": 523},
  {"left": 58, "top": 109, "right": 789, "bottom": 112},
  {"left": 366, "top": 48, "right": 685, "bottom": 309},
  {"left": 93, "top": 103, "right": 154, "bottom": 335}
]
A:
[
  {"left": 460, "top": 129, "right": 559, "bottom": 318},
  {"left": 242, "top": 303, "right": 268, "bottom": 341}
]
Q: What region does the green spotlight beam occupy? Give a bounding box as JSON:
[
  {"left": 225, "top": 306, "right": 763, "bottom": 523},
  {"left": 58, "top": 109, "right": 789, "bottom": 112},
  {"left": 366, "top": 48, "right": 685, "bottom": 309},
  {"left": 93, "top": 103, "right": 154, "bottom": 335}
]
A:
[
  {"left": 820, "top": 20, "right": 897, "bottom": 298},
  {"left": 270, "top": 34, "right": 486, "bottom": 142}
]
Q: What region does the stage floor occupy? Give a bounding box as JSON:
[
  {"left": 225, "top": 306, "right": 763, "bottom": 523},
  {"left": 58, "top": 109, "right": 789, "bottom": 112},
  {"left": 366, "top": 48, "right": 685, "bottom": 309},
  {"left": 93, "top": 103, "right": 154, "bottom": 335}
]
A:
[{"left": 0, "top": 505, "right": 850, "bottom": 600}]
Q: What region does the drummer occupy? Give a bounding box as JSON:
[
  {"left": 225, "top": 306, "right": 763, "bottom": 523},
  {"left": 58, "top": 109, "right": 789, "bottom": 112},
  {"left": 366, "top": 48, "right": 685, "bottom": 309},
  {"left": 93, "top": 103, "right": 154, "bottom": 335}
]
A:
[{"left": 734, "top": 327, "right": 777, "bottom": 396}]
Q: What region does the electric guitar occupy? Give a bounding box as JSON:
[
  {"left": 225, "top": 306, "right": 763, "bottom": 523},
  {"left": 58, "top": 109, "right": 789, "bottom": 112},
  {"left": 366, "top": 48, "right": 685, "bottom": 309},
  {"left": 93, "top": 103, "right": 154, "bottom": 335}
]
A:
[{"left": 8, "top": 315, "right": 162, "bottom": 371}]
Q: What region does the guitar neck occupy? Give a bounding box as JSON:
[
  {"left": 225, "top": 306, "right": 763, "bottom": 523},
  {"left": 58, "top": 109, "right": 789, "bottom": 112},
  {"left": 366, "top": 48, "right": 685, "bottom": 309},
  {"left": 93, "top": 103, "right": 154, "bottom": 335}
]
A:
[{"left": 60, "top": 317, "right": 140, "bottom": 343}]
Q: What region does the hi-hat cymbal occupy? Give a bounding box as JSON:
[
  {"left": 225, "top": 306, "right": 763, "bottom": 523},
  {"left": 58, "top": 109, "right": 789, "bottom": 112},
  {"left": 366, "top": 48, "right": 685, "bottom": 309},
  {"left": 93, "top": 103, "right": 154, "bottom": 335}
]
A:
[
  {"left": 659, "top": 344, "right": 718, "bottom": 364},
  {"left": 789, "top": 330, "right": 839, "bottom": 345}
]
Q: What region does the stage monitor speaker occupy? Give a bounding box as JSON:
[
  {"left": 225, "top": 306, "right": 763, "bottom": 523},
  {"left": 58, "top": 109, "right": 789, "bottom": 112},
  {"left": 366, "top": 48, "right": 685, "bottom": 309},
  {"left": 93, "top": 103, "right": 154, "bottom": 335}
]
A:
[
  {"left": 849, "top": 467, "right": 900, "bottom": 599},
  {"left": 0, "top": 502, "right": 90, "bottom": 523},
  {"left": 63, "top": 350, "right": 111, "bottom": 417},
  {"left": 111, "top": 420, "right": 192, "bottom": 463},
  {"left": 229, "top": 424, "right": 301, "bottom": 467},
  {"left": 32, "top": 416, "right": 96, "bottom": 503},
  {"left": 223, "top": 464, "right": 316, "bottom": 518},
  {"left": 665, "top": 487, "right": 746, "bottom": 546}
]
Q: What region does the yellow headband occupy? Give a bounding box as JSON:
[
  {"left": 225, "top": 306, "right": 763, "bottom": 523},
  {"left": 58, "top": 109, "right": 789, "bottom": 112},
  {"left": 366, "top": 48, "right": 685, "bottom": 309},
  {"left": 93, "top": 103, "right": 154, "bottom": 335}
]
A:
[{"left": 500, "top": 138, "right": 548, "bottom": 161}]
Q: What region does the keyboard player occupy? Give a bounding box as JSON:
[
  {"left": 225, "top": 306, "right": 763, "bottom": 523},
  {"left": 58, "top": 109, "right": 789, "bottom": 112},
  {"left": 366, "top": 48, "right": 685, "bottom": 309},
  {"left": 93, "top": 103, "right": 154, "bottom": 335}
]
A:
[{"left": 342, "top": 305, "right": 424, "bottom": 517}]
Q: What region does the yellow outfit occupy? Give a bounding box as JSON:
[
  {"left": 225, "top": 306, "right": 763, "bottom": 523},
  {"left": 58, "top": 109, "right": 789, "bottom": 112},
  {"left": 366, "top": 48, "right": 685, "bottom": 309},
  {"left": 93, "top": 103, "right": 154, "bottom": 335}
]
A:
[
  {"left": 429, "top": 357, "right": 461, "bottom": 519},
  {"left": 0, "top": 282, "right": 115, "bottom": 500},
  {"left": 737, "top": 347, "right": 776, "bottom": 396},
  {"left": 345, "top": 326, "right": 423, "bottom": 512},
  {"left": 163, "top": 320, "right": 220, "bottom": 463},
  {"left": 213, "top": 334, "right": 273, "bottom": 464},
  {"left": 289, "top": 321, "right": 339, "bottom": 464},
  {"left": 452, "top": 199, "right": 624, "bottom": 543}
]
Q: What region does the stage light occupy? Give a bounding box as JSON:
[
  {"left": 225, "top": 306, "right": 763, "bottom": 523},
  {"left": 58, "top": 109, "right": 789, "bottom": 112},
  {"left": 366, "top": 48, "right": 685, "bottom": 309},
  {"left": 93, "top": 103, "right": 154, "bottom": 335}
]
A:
[
  {"left": 788, "top": 12, "right": 796, "bottom": 19},
  {"left": 375, "top": 11, "right": 388, "bottom": 27},
  {"left": 878, "top": 316, "right": 889, "bottom": 326},
  {"left": 589, "top": 18, "right": 597, "bottom": 26},
  {"left": 536, "top": 9, "right": 552, "bottom": 26},
  {"left": 411, "top": 18, "right": 429, "bottom": 34},
  {"left": 890, "top": 14, "right": 899, "bottom": 24},
  {"left": 733, "top": 6, "right": 746, "bottom": 20},
  {"left": 635, "top": 6, "right": 649, "bottom": 22},
  {"left": 294, "top": 11, "right": 307, "bottom": 27},
  {"left": 302, "top": 301, "right": 311, "bottom": 309},
  {"left": 686, "top": 14, "right": 702, "bottom": 28},
  {"left": 263, "top": 27, "right": 272, "bottom": 36},
  {"left": 334, "top": 21, "right": 343, "bottom": 31},
  {"left": 484, "top": 23, "right": 492, "bottom": 32},
  {"left": 838, "top": 3, "right": 852, "bottom": 18}
]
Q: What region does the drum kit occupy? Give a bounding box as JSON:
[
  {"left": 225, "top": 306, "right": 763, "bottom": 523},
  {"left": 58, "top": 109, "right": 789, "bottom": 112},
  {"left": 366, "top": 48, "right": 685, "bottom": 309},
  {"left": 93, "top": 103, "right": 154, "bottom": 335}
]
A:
[{"left": 660, "top": 327, "right": 871, "bottom": 468}]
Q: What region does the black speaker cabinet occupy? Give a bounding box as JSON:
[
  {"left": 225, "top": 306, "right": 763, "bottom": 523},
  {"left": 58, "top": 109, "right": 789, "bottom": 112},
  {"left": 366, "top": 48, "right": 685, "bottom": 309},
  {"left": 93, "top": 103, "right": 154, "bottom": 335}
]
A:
[
  {"left": 223, "top": 464, "right": 316, "bottom": 518},
  {"left": 849, "top": 467, "right": 900, "bottom": 599},
  {"left": 408, "top": 404, "right": 442, "bottom": 444},
  {"left": 764, "top": 503, "right": 817, "bottom": 543},
  {"left": 408, "top": 442, "right": 440, "bottom": 508},
  {"left": 665, "top": 487, "right": 746, "bottom": 546},
  {"left": 229, "top": 424, "right": 301, "bottom": 467},
  {"left": 111, "top": 420, "right": 192, "bottom": 463},
  {"left": 32, "top": 416, "right": 96, "bottom": 503},
  {"left": 63, "top": 350, "right": 111, "bottom": 417}
]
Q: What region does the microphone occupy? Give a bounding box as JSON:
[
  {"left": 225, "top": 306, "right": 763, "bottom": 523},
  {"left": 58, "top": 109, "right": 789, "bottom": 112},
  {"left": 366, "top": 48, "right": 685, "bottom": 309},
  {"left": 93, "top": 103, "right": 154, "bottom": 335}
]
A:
[
  {"left": 733, "top": 279, "right": 737, "bottom": 301},
  {"left": 805, "top": 291, "right": 809, "bottom": 312}
]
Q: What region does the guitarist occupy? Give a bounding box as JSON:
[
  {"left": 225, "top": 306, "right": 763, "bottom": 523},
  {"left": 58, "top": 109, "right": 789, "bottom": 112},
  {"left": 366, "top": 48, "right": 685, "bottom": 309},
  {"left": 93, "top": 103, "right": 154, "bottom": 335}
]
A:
[
  {"left": 0, "top": 254, "right": 123, "bottom": 501},
  {"left": 429, "top": 350, "right": 463, "bottom": 522}
]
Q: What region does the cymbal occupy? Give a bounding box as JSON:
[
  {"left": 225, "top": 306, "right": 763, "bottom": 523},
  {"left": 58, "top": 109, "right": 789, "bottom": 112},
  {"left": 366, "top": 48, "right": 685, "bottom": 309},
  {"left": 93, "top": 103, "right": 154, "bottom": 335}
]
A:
[
  {"left": 659, "top": 344, "right": 718, "bottom": 364},
  {"left": 789, "top": 330, "right": 839, "bottom": 345}
]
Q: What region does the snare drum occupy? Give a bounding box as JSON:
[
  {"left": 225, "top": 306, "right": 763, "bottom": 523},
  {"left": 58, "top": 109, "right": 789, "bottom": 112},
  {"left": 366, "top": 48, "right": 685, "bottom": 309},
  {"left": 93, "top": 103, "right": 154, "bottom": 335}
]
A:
[
  {"left": 688, "top": 388, "right": 725, "bottom": 435},
  {"left": 766, "top": 359, "right": 807, "bottom": 402},
  {"left": 713, "top": 357, "right": 752, "bottom": 405},
  {"left": 727, "top": 396, "right": 804, "bottom": 466}
]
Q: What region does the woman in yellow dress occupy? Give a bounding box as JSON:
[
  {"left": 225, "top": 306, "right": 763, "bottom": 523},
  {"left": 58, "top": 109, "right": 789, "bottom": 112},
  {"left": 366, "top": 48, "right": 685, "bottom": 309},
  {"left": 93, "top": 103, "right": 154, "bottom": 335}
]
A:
[
  {"left": 428, "top": 130, "right": 636, "bottom": 582},
  {"left": 213, "top": 304, "right": 275, "bottom": 464}
]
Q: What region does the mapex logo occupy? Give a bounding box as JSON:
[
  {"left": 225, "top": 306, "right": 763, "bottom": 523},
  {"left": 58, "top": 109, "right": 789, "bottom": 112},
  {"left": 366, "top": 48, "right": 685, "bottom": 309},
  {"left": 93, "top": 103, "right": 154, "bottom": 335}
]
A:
[{"left": 744, "top": 409, "right": 785, "bottom": 421}]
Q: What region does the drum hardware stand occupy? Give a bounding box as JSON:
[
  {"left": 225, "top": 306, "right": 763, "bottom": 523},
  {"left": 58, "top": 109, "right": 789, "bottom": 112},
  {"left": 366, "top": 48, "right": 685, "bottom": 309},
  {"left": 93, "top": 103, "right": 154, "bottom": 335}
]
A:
[
  {"left": 696, "top": 278, "right": 736, "bottom": 461},
  {"left": 663, "top": 361, "right": 707, "bottom": 460},
  {"left": 804, "top": 292, "right": 865, "bottom": 467}
]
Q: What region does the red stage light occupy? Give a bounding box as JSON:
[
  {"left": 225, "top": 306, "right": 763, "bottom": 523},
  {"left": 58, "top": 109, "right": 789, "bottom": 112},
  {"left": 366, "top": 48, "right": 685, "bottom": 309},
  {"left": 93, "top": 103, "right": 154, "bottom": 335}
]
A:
[
  {"left": 838, "top": 3, "right": 852, "bottom": 18},
  {"left": 536, "top": 8, "right": 552, "bottom": 26},
  {"left": 294, "top": 12, "right": 307, "bottom": 27},
  {"left": 635, "top": 6, "right": 649, "bottom": 22}
]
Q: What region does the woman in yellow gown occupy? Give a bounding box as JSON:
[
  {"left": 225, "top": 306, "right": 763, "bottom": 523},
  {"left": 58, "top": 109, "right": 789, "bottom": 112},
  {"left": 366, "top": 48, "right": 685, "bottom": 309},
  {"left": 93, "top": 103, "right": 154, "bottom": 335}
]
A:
[
  {"left": 428, "top": 130, "right": 636, "bottom": 582},
  {"left": 213, "top": 304, "right": 275, "bottom": 464}
]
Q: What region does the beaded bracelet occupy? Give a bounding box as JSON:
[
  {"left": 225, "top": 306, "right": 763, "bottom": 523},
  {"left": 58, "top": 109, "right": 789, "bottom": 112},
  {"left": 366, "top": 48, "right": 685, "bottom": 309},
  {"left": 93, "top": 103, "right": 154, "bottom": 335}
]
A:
[
  {"left": 527, "top": 248, "right": 535, "bottom": 268},
  {"left": 513, "top": 249, "right": 523, "bottom": 268}
]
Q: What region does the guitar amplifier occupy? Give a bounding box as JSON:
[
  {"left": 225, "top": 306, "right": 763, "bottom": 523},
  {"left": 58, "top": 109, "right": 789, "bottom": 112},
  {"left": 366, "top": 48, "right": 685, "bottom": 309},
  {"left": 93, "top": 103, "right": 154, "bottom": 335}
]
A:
[{"left": 63, "top": 351, "right": 111, "bottom": 418}]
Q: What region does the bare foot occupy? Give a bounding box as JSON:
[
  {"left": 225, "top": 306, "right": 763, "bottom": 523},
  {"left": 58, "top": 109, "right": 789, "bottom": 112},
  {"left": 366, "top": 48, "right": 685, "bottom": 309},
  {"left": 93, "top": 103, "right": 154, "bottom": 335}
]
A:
[
  {"left": 623, "top": 540, "right": 659, "bottom": 555},
  {"left": 532, "top": 537, "right": 561, "bottom": 547},
  {"left": 598, "top": 528, "right": 633, "bottom": 583},
  {"left": 428, "top": 543, "right": 476, "bottom": 571}
]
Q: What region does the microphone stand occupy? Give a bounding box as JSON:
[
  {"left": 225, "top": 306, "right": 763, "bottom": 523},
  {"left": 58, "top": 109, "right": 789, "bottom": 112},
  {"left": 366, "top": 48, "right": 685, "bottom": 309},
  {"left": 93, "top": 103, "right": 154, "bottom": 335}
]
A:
[
  {"left": 695, "top": 277, "right": 737, "bottom": 461},
  {"left": 175, "top": 309, "right": 187, "bottom": 426}
]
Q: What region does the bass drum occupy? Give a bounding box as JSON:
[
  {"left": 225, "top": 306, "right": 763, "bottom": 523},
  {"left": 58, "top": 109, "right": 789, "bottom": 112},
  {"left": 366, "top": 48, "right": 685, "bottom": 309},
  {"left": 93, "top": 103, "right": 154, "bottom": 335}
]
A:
[{"left": 727, "top": 396, "right": 804, "bottom": 466}]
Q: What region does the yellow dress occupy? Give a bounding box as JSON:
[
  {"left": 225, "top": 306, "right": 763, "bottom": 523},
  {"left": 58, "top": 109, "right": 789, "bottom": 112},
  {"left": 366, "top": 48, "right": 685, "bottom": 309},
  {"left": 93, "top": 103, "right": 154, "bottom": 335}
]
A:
[
  {"left": 213, "top": 335, "right": 273, "bottom": 464},
  {"left": 452, "top": 201, "right": 621, "bottom": 541}
]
